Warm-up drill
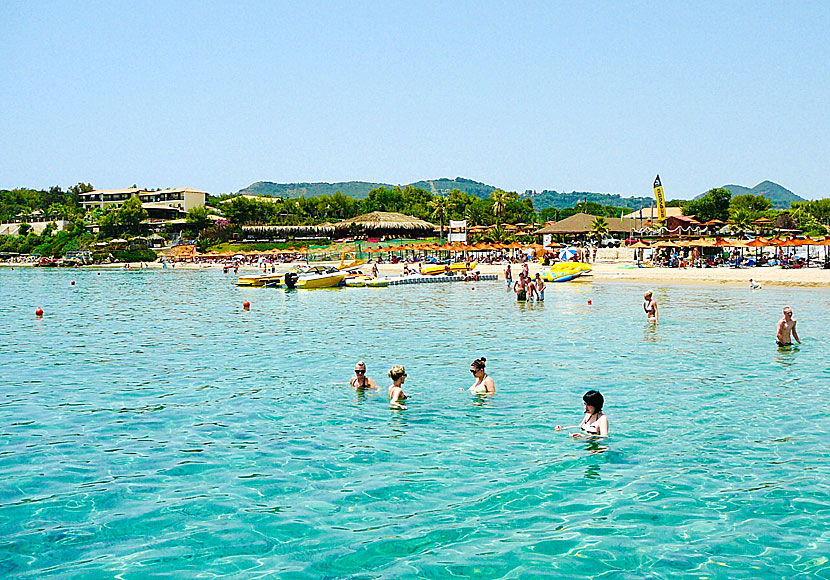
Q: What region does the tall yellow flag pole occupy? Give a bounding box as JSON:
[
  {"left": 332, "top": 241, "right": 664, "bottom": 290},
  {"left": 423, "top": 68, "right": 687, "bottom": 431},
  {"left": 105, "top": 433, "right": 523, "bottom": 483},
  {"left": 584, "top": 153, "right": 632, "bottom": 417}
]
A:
[{"left": 653, "top": 175, "right": 667, "bottom": 221}]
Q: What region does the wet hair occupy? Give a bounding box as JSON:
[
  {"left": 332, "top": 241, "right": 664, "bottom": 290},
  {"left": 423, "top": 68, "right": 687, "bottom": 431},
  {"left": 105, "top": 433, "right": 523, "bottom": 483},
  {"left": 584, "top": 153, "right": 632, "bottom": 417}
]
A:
[
  {"left": 471, "top": 357, "right": 487, "bottom": 371},
  {"left": 355, "top": 360, "right": 366, "bottom": 369},
  {"left": 583, "top": 390, "right": 604, "bottom": 412},
  {"left": 388, "top": 365, "right": 406, "bottom": 380}
]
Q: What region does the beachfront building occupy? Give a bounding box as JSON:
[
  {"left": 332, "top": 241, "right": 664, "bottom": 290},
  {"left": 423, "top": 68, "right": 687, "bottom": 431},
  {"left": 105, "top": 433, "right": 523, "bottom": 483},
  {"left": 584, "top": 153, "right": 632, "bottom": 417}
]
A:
[
  {"left": 534, "top": 212, "right": 638, "bottom": 242},
  {"left": 78, "top": 187, "right": 208, "bottom": 217}
]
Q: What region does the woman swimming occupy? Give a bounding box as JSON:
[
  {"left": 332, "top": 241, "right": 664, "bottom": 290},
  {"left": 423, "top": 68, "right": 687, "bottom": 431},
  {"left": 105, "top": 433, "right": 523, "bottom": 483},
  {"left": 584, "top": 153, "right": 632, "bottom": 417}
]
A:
[
  {"left": 388, "top": 365, "right": 408, "bottom": 409},
  {"left": 555, "top": 390, "right": 609, "bottom": 437},
  {"left": 468, "top": 357, "right": 495, "bottom": 394}
]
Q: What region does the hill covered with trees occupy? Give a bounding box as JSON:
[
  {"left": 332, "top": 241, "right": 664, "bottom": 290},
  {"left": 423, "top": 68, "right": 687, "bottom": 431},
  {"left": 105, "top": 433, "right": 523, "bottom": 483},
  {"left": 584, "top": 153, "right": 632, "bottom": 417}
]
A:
[{"left": 694, "top": 181, "right": 805, "bottom": 210}]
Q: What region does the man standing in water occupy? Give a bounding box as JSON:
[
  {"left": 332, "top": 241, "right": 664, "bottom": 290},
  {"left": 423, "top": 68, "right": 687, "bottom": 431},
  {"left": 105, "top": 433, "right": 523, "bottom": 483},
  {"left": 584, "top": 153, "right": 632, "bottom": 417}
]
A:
[
  {"left": 776, "top": 307, "right": 801, "bottom": 346},
  {"left": 513, "top": 274, "right": 529, "bottom": 302}
]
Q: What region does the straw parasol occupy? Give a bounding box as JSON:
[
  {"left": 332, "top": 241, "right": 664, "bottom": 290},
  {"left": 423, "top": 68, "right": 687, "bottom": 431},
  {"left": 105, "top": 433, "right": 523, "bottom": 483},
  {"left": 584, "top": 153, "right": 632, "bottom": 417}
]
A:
[
  {"left": 628, "top": 241, "right": 651, "bottom": 249},
  {"left": 745, "top": 237, "right": 770, "bottom": 248},
  {"left": 776, "top": 238, "right": 805, "bottom": 247},
  {"left": 334, "top": 211, "right": 435, "bottom": 234}
]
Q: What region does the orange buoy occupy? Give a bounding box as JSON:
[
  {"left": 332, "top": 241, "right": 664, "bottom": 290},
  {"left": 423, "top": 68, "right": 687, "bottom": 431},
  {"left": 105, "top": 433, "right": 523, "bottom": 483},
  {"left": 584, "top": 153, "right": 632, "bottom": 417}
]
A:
[
  {"left": 243, "top": 300, "right": 250, "bottom": 310},
  {"left": 35, "top": 307, "right": 44, "bottom": 317}
]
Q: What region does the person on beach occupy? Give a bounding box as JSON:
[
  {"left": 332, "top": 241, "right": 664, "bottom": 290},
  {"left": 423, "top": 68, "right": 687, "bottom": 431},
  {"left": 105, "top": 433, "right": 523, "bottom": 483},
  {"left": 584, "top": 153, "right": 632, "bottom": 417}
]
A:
[
  {"left": 513, "top": 274, "right": 529, "bottom": 301},
  {"left": 388, "top": 365, "right": 408, "bottom": 409},
  {"left": 372, "top": 263, "right": 379, "bottom": 278},
  {"left": 534, "top": 273, "right": 546, "bottom": 301},
  {"left": 643, "top": 290, "right": 658, "bottom": 323},
  {"left": 749, "top": 278, "right": 761, "bottom": 290},
  {"left": 505, "top": 265, "right": 513, "bottom": 287},
  {"left": 468, "top": 357, "right": 495, "bottom": 394},
  {"left": 350, "top": 361, "right": 378, "bottom": 390},
  {"left": 776, "top": 306, "right": 801, "bottom": 347},
  {"left": 555, "top": 390, "right": 609, "bottom": 437}
]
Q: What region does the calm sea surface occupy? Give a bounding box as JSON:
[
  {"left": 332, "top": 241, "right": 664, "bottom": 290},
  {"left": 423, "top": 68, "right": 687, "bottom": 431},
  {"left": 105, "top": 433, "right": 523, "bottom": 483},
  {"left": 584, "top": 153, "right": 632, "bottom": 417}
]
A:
[{"left": 1, "top": 268, "right": 828, "bottom": 579}]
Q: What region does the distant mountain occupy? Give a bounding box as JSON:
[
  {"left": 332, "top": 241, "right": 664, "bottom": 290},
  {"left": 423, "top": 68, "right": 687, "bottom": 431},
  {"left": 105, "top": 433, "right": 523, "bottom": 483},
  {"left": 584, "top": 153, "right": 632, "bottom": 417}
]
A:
[
  {"left": 521, "top": 190, "right": 655, "bottom": 211},
  {"left": 695, "top": 181, "right": 805, "bottom": 210},
  {"left": 236, "top": 177, "right": 498, "bottom": 200}
]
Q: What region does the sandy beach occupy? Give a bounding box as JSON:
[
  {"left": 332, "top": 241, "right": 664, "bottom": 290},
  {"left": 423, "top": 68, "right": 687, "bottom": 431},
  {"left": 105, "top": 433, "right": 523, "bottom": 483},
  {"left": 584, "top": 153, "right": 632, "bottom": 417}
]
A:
[{"left": 5, "top": 259, "right": 830, "bottom": 288}]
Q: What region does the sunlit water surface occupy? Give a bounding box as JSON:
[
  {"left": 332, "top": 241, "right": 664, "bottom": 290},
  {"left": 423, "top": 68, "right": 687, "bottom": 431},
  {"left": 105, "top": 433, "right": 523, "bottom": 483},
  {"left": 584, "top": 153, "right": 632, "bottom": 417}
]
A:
[{"left": 1, "top": 268, "right": 828, "bottom": 579}]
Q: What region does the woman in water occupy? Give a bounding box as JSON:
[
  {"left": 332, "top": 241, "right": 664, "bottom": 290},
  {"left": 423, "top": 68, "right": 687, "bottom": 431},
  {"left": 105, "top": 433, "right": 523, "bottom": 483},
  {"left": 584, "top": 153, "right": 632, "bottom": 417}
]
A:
[
  {"left": 643, "top": 290, "right": 658, "bottom": 323},
  {"left": 556, "top": 390, "right": 609, "bottom": 437},
  {"left": 350, "top": 360, "right": 378, "bottom": 390},
  {"left": 388, "top": 365, "right": 408, "bottom": 409},
  {"left": 468, "top": 357, "right": 495, "bottom": 394}
]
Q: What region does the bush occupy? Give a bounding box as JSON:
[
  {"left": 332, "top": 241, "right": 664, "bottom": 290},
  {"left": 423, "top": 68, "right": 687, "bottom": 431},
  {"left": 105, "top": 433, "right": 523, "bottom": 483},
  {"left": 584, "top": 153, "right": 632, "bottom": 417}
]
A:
[{"left": 112, "top": 249, "right": 158, "bottom": 263}]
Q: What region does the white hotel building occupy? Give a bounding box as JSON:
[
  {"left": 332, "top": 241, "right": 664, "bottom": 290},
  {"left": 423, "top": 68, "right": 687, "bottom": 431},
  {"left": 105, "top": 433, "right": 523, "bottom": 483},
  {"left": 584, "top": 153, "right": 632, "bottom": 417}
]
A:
[{"left": 78, "top": 187, "right": 208, "bottom": 216}]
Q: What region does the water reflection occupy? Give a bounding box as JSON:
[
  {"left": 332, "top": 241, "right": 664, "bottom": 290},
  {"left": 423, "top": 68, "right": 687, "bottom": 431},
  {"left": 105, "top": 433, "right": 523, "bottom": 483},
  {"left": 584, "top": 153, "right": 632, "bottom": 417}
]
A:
[
  {"left": 643, "top": 322, "right": 659, "bottom": 342},
  {"left": 774, "top": 345, "right": 799, "bottom": 367}
]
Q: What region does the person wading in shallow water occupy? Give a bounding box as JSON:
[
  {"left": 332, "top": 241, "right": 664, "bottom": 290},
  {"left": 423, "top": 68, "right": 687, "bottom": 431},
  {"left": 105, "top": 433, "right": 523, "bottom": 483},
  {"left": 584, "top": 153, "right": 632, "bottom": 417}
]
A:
[
  {"left": 643, "top": 290, "right": 658, "bottom": 323},
  {"left": 468, "top": 357, "right": 495, "bottom": 394},
  {"left": 776, "top": 306, "right": 801, "bottom": 347},
  {"left": 513, "top": 274, "right": 529, "bottom": 302},
  {"left": 350, "top": 361, "right": 378, "bottom": 390},
  {"left": 387, "top": 365, "right": 408, "bottom": 409}
]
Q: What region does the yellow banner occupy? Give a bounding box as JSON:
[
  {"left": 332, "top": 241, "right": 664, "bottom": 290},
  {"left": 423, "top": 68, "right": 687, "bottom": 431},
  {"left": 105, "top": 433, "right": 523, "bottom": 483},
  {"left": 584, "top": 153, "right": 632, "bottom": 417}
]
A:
[{"left": 653, "top": 174, "right": 666, "bottom": 221}]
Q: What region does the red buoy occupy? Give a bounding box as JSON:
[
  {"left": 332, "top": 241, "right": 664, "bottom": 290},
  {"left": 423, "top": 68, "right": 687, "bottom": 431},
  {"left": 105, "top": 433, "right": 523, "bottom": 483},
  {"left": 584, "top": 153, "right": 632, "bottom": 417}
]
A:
[
  {"left": 35, "top": 307, "right": 44, "bottom": 317},
  {"left": 587, "top": 299, "right": 592, "bottom": 305},
  {"left": 71, "top": 280, "right": 76, "bottom": 286},
  {"left": 243, "top": 300, "right": 250, "bottom": 310}
]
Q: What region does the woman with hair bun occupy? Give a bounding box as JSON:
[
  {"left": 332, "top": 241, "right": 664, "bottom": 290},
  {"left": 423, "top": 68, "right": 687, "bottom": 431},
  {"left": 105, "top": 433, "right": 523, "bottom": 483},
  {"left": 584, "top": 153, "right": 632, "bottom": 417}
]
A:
[
  {"left": 387, "top": 365, "right": 408, "bottom": 409},
  {"left": 469, "top": 357, "right": 495, "bottom": 394}
]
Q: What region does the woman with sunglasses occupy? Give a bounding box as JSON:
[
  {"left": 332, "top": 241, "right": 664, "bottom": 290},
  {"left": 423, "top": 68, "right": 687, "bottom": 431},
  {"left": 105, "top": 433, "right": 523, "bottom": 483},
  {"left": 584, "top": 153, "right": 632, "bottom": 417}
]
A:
[
  {"left": 350, "top": 361, "right": 378, "bottom": 390},
  {"left": 469, "top": 357, "right": 495, "bottom": 394},
  {"left": 388, "top": 365, "right": 408, "bottom": 409}
]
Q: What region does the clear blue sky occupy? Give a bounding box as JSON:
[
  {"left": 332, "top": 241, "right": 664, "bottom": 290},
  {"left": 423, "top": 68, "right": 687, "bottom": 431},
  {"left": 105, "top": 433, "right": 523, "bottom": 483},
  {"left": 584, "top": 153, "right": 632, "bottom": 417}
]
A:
[{"left": 2, "top": 1, "right": 828, "bottom": 200}]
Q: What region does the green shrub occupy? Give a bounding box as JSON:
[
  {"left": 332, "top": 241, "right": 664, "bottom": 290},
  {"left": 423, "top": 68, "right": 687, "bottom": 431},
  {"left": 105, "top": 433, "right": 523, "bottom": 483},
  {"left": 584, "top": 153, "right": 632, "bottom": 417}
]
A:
[{"left": 112, "top": 249, "right": 158, "bottom": 263}]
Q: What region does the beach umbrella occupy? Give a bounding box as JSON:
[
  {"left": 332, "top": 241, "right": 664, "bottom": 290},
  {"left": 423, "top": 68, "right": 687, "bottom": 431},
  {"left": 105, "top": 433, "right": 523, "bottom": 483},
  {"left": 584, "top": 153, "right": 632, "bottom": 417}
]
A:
[
  {"left": 745, "top": 237, "right": 769, "bottom": 247},
  {"left": 559, "top": 246, "right": 577, "bottom": 261},
  {"left": 628, "top": 241, "right": 650, "bottom": 248}
]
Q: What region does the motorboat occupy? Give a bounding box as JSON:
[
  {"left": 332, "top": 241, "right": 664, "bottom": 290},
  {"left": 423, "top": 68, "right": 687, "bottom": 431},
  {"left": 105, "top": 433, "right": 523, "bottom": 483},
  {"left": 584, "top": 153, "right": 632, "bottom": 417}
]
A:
[{"left": 291, "top": 266, "right": 350, "bottom": 289}]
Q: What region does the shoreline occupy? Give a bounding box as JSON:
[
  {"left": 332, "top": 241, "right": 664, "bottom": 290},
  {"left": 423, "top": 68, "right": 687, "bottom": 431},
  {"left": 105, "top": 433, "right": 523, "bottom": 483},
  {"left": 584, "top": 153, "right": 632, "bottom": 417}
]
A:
[{"left": 3, "top": 260, "right": 830, "bottom": 288}]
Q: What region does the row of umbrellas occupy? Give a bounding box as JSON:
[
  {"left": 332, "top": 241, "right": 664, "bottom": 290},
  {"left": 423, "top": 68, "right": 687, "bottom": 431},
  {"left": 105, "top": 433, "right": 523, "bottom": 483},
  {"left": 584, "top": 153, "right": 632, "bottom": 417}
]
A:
[
  {"left": 364, "top": 241, "right": 555, "bottom": 253},
  {"left": 630, "top": 236, "right": 830, "bottom": 249}
]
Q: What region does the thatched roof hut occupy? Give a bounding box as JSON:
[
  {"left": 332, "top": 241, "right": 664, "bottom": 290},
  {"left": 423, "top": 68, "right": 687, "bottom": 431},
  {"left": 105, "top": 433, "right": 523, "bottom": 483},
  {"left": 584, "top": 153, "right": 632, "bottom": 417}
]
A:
[
  {"left": 534, "top": 213, "right": 637, "bottom": 235},
  {"left": 334, "top": 211, "right": 436, "bottom": 237}
]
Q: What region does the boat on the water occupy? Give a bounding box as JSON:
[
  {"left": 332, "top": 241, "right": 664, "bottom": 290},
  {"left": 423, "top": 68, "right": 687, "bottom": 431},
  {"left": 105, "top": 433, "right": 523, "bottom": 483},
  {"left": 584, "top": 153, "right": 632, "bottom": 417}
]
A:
[
  {"left": 420, "top": 261, "right": 478, "bottom": 276},
  {"left": 292, "top": 266, "right": 350, "bottom": 289},
  {"left": 540, "top": 262, "right": 592, "bottom": 282}
]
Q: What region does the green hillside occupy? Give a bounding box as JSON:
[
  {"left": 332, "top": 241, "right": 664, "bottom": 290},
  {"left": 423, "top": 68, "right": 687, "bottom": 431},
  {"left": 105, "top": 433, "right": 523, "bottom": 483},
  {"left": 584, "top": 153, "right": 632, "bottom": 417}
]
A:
[
  {"left": 409, "top": 177, "right": 497, "bottom": 198},
  {"left": 695, "top": 181, "right": 804, "bottom": 210},
  {"left": 522, "top": 190, "right": 655, "bottom": 211},
  {"left": 238, "top": 181, "right": 387, "bottom": 199}
]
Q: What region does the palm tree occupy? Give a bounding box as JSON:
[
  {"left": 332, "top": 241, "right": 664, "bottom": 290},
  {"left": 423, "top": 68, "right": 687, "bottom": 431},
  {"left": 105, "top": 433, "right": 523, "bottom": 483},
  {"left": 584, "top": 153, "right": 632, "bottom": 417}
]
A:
[
  {"left": 429, "top": 195, "right": 448, "bottom": 240},
  {"left": 590, "top": 216, "right": 609, "bottom": 242},
  {"left": 490, "top": 190, "right": 509, "bottom": 226}
]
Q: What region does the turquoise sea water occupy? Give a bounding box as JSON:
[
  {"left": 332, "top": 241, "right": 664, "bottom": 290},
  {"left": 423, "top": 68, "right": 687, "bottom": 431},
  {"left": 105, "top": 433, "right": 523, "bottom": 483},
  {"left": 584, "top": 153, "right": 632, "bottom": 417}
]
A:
[{"left": 1, "top": 268, "right": 828, "bottom": 579}]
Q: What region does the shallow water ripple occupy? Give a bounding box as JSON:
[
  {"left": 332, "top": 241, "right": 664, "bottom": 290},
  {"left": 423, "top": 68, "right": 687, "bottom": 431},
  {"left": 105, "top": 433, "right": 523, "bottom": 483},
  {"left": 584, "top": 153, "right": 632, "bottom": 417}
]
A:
[{"left": 1, "top": 269, "right": 828, "bottom": 578}]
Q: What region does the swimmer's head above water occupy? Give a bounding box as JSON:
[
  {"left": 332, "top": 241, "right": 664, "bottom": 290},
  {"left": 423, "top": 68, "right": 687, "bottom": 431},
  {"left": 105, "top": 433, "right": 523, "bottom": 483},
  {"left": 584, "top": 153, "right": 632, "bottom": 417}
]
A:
[
  {"left": 583, "top": 390, "right": 604, "bottom": 413},
  {"left": 470, "top": 357, "right": 486, "bottom": 375},
  {"left": 388, "top": 365, "right": 407, "bottom": 381}
]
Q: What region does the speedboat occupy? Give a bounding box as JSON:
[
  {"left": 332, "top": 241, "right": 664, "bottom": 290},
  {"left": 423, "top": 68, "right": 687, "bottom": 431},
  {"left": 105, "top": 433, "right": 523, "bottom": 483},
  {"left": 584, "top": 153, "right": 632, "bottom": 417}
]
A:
[{"left": 292, "top": 266, "right": 350, "bottom": 289}]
